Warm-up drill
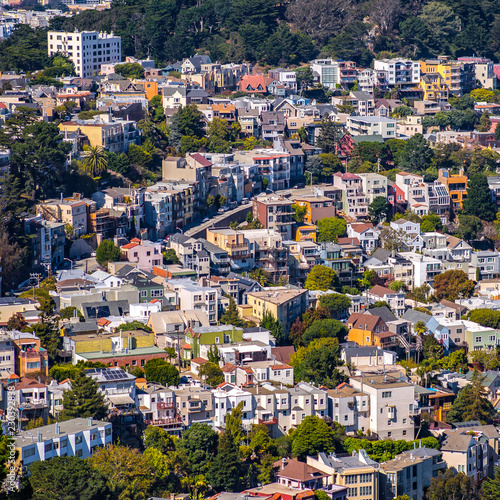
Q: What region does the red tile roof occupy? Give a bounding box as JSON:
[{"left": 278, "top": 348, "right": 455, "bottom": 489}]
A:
[
  {"left": 369, "top": 284, "right": 396, "bottom": 297},
  {"left": 190, "top": 153, "right": 212, "bottom": 167},
  {"left": 191, "top": 357, "right": 208, "bottom": 365},
  {"left": 121, "top": 242, "right": 139, "bottom": 250}
]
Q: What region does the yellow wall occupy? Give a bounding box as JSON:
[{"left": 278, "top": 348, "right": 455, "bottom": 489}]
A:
[
  {"left": 348, "top": 327, "right": 376, "bottom": 346},
  {"left": 73, "top": 333, "right": 155, "bottom": 353},
  {"left": 59, "top": 123, "right": 104, "bottom": 148}
]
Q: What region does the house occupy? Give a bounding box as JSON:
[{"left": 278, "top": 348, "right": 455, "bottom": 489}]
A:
[
  {"left": 273, "top": 459, "right": 329, "bottom": 490},
  {"left": 212, "top": 383, "right": 254, "bottom": 429},
  {"left": 291, "top": 195, "right": 336, "bottom": 225},
  {"left": 350, "top": 374, "right": 416, "bottom": 440},
  {"left": 121, "top": 239, "right": 162, "bottom": 272},
  {"left": 347, "top": 224, "right": 380, "bottom": 252},
  {"left": 10, "top": 331, "right": 49, "bottom": 377},
  {"left": 327, "top": 383, "right": 370, "bottom": 434},
  {"left": 437, "top": 168, "right": 468, "bottom": 210},
  {"left": 347, "top": 312, "right": 390, "bottom": 347},
  {"left": 345, "top": 116, "right": 397, "bottom": 139},
  {"left": 307, "top": 451, "right": 379, "bottom": 500},
  {"left": 367, "top": 285, "right": 406, "bottom": 317},
  {"left": 464, "top": 323, "right": 500, "bottom": 353},
  {"left": 183, "top": 325, "right": 244, "bottom": 360},
  {"left": 237, "top": 74, "right": 273, "bottom": 94},
  {"left": 174, "top": 385, "right": 214, "bottom": 427},
  {"left": 246, "top": 288, "right": 309, "bottom": 336},
  {"left": 333, "top": 173, "right": 369, "bottom": 220},
  {"left": 15, "top": 418, "right": 112, "bottom": 466},
  {"left": 471, "top": 251, "right": 500, "bottom": 280}
]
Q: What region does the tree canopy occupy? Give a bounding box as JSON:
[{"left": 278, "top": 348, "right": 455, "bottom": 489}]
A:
[
  {"left": 432, "top": 270, "right": 475, "bottom": 302},
  {"left": 305, "top": 265, "right": 340, "bottom": 291}
]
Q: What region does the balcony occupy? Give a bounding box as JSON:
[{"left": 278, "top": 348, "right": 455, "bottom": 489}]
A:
[
  {"left": 258, "top": 416, "right": 277, "bottom": 425},
  {"left": 144, "top": 415, "right": 183, "bottom": 427},
  {"left": 157, "top": 401, "right": 175, "bottom": 409},
  {"left": 227, "top": 242, "right": 248, "bottom": 249}
]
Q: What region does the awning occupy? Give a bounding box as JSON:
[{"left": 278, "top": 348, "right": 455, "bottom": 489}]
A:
[{"left": 107, "top": 394, "right": 135, "bottom": 406}]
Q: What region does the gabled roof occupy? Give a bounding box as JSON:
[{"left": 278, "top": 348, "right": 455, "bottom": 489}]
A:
[
  {"left": 349, "top": 223, "right": 375, "bottom": 234},
  {"left": 347, "top": 312, "right": 386, "bottom": 332},
  {"left": 369, "top": 285, "right": 398, "bottom": 297}
]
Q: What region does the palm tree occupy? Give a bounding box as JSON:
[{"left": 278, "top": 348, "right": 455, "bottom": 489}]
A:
[{"left": 82, "top": 145, "right": 108, "bottom": 177}]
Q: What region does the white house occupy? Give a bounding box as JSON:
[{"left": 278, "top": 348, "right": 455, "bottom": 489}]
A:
[
  {"left": 367, "top": 285, "right": 406, "bottom": 317},
  {"left": 15, "top": 418, "right": 112, "bottom": 466},
  {"left": 212, "top": 383, "right": 254, "bottom": 429},
  {"left": 347, "top": 223, "right": 380, "bottom": 252},
  {"left": 345, "top": 116, "right": 397, "bottom": 139}
]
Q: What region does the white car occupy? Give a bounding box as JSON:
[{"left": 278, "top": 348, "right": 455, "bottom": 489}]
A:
[{"left": 202, "top": 218, "right": 210, "bottom": 223}]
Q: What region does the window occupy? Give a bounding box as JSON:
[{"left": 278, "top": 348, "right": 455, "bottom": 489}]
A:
[
  {"left": 475, "top": 336, "right": 482, "bottom": 343},
  {"left": 360, "top": 486, "right": 372, "bottom": 496},
  {"left": 140, "top": 290, "right": 147, "bottom": 298},
  {"left": 382, "top": 391, "right": 392, "bottom": 398},
  {"left": 75, "top": 435, "right": 83, "bottom": 445},
  {"left": 359, "top": 473, "right": 372, "bottom": 483},
  {"left": 24, "top": 447, "right": 36, "bottom": 458},
  {"left": 44, "top": 442, "right": 53, "bottom": 453},
  {"left": 345, "top": 475, "right": 358, "bottom": 484},
  {"left": 347, "top": 488, "right": 357, "bottom": 497}
]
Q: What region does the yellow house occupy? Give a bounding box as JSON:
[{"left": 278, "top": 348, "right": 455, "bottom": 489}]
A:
[
  {"left": 246, "top": 288, "right": 308, "bottom": 335},
  {"left": 437, "top": 168, "right": 468, "bottom": 210},
  {"left": 133, "top": 79, "right": 159, "bottom": 101},
  {"left": 420, "top": 57, "right": 474, "bottom": 96},
  {"left": 419, "top": 73, "right": 449, "bottom": 101},
  {"left": 296, "top": 225, "right": 317, "bottom": 242},
  {"left": 347, "top": 312, "right": 387, "bottom": 347}
]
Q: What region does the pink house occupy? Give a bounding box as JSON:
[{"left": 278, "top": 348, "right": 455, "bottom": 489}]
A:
[{"left": 121, "top": 238, "right": 162, "bottom": 272}]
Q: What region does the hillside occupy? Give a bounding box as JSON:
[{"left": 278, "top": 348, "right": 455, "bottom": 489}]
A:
[{"left": 1, "top": 0, "right": 500, "bottom": 72}]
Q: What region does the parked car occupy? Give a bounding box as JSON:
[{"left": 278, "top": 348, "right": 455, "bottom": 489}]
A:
[{"left": 202, "top": 217, "right": 210, "bottom": 223}]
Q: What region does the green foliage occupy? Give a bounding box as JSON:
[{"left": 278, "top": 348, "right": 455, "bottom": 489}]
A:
[
  {"left": 95, "top": 239, "right": 121, "bottom": 267},
  {"left": 59, "top": 371, "right": 107, "bottom": 421},
  {"left": 302, "top": 319, "right": 348, "bottom": 346},
  {"left": 425, "top": 470, "right": 479, "bottom": 500},
  {"left": 468, "top": 309, "right": 500, "bottom": 329},
  {"left": 478, "top": 111, "right": 492, "bottom": 132},
  {"left": 82, "top": 146, "right": 108, "bottom": 177},
  {"left": 260, "top": 310, "right": 284, "bottom": 345},
  {"left": 143, "top": 425, "right": 176, "bottom": 454},
  {"left": 317, "top": 217, "right": 347, "bottom": 242},
  {"left": 169, "top": 105, "right": 205, "bottom": 151},
  {"left": 178, "top": 423, "right": 219, "bottom": 476},
  {"left": 344, "top": 437, "right": 439, "bottom": 462},
  {"left": 144, "top": 358, "right": 180, "bottom": 386},
  {"left": 388, "top": 280, "right": 406, "bottom": 292},
  {"left": 0, "top": 25, "right": 48, "bottom": 72},
  {"left": 116, "top": 320, "right": 152, "bottom": 332},
  {"left": 481, "top": 465, "right": 500, "bottom": 500},
  {"left": 7, "top": 312, "right": 28, "bottom": 331},
  {"left": 397, "top": 134, "right": 433, "bottom": 173},
  {"left": 291, "top": 416, "right": 342, "bottom": 459},
  {"left": 456, "top": 214, "right": 483, "bottom": 241},
  {"left": 163, "top": 248, "right": 180, "bottom": 265},
  {"left": 446, "top": 371, "right": 496, "bottom": 425},
  {"left": 316, "top": 121, "right": 344, "bottom": 154},
  {"left": 420, "top": 213, "right": 443, "bottom": 233},
  {"left": 318, "top": 294, "right": 351, "bottom": 319},
  {"left": 49, "top": 361, "right": 106, "bottom": 382},
  {"left": 423, "top": 334, "right": 444, "bottom": 360},
  {"left": 29, "top": 456, "right": 111, "bottom": 500},
  {"left": 433, "top": 270, "right": 475, "bottom": 301},
  {"left": 368, "top": 196, "right": 391, "bottom": 223},
  {"left": 463, "top": 173, "right": 497, "bottom": 222},
  {"left": 90, "top": 444, "right": 155, "bottom": 500},
  {"left": 114, "top": 62, "right": 145, "bottom": 78},
  {"left": 209, "top": 429, "right": 243, "bottom": 492},
  {"left": 291, "top": 203, "right": 307, "bottom": 223},
  {"left": 291, "top": 337, "right": 347, "bottom": 388},
  {"left": 305, "top": 265, "right": 340, "bottom": 291},
  {"left": 198, "top": 361, "right": 224, "bottom": 387},
  {"left": 220, "top": 297, "right": 245, "bottom": 327}
]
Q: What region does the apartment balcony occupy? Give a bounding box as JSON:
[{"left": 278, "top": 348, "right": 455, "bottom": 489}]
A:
[
  {"left": 227, "top": 243, "right": 248, "bottom": 249},
  {"left": 258, "top": 416, "right": 277, "bottom": 425},
  {"left": 157, "top": 401, "right": 175, "bottom": 409},
  {"left": 232, "top": 253, "right": 252, "bottom": 260},
  {"left": 144, "top": 415, "right": 183, "bottom": 427}
]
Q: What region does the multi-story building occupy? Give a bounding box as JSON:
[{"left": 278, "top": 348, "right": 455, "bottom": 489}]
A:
[
  {"left": 290, "top": 195, "right": 336, "bottom": 225},
  {"left": 419, "top": 72, "right": 449, "bottom": 101},
  {"left": 0, "top": 334, "right": 15, "bottom": 377},
  {"left": 252, "top": 195, "right": 295, "bottom": 241},
  {"left": 24, "top": 216, "right": 65, "bottom": 272},
  {"left": 327, "top": 383, "right": 370, "bottom": 434},
  {"left": 399, "top": 251, "right": 443, "bottom": 287},
  {"left": 358, "top": 68, "right": 389, "bottom": 94},
  {"left": 246, "top": 288, "right": 308, "bottom": 336},
  {"left": 347, "top": 223, "right": 380, "bottom": 253},
  {"left": 356, "top": 173, "right": 388, "bottom": 205},
  {"left": 350, "top": 374, "right": 416, "bottom": 440},
  {"left": 345, "top": 116, "right": 397, "bottom": 139},
  {"left": 174, "top": 385, "right": 214, "bottom": 428},
  {"left": 15, "top": 418, "right": 113, "bottom": 466},
  {"left": 10, "top": 331, "right": 49, "bottom": 377},
  {"left": 183, "top": 324, "right": 243, "bottom": 359},
  {"left": 374, "top": 59, "right": 420, "bottom": 88},
  {"left": 307, "top": 450, "right": 380, "bottom": 500},
  {"left": 136, "top": 382, "right": 183, "bottom": 434},
  {"left": 212, "top": 383, "right": 254, "bottom": 429},
  {"left": 60, "top": 114, "right": 140, "bottom": 154},
  {"left": 464, "top": 322, "right": 500, "bottom": 352},
  {"left": 421, "top": 56, "right": 475, "bottom": 96},
  {"left": 320, "top": 243, "right": 356, "bottom": 287},
  {"left": 367, "top": 285, "right": 406, "bottom": 317},
  {"left": 437, "top": 168, "right": 467, "bottom": 210},
  {"left": 471, "top": 250, "right": 500, "bottom": 280},
  {"left": 333, "top": 173, "right": 369, "bottom": 220},
  {"left": 310, "top": 59, "right": 357, "bottom": 89},
  {"left": 120, "top": 239, "right": 162, "bottom": 272},
  {"left": 47, "top": 30, "right": 121, "bottom": 78},
  {"left": 458, "top": 57, "right": 497, "bottom": 89},
  {"left": 206, "top": 228, "right": 254, "bottom": 273}
]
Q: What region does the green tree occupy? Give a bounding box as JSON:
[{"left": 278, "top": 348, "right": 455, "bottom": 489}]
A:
[
  {"left": 316, "top": 120, "right": 344, "bottom": 154},
  {"left": 143, "top": 425, "right": 175, "bottom": 454},
  {"left": 463, "top": 173, "right": 497, "bottom": 221},
  {"left": 433, "top": 270, "right": 475, "bottom": 302},
  {"left": 446, "top": 371, "right": 496, "bottom": 424},
  {"left": 495, "top": 124, "right": 500, "bottom": 141},
  {"left": 209, "top": 429, "right": 243, "bottom": 492},
  {"left": 220, "top": 297, "right": 245, "bottom": 327},
  {"left": 423, "top": 334, "right": 444, "bottom": 360},
  {"left": 59, "top": 371, "right": 107, "bottom": 421},
  {"left": 397, "top": 134, "right": 433, "bottom": 173},
  {"left": 114, "top": 62, "right": 145, "bottom": 79},
  {"left": 169, "top": 105, "right": 205, "bottom": 151},
  {"left": 318, "top": 294, "right": 351, "bottom": 319},
  {"left": 198, "top": 361, "right": 224, "bottom": 387},
  {"left": 58, "top": 306, "right": 83, "bottom": 321},
  {"left": 359, "top": 269, "right": 382, "bottom": 290},
  {"left": 391, "top": 106, "right": 414, "bottom": 118},
  {"left": 481, "top": 466, "right": 500, "bottom": 500},
  {"left": 90, "top": 444, "right": 155, "bottom": 500},
  {"left": 29, "top": 456, "right": 111, "bottom": 500},
  {"left": 305, "top": 265, "right": 340, "bottom": 291},
  {"left": 456, "top": 214, "right": 483, "bottom": 241},
  {"left": 388, "top": 280, "right": 406, "bottom": 292},
  {"left": 291, "top": 415, "right": 339, "bottom": 459},
  {"left": 82, "top": 146, "right": 108, "bottom": 178},
  {"left": 291, "top": 338, "right": 347, "bottom": 388},
  {"left": 7, "top": 312, "right": 27, "bottom": 331},
  {"left": 425, "top": 470, "right": 479, "bottom": 500},
  {"left": 260, "top": 309, "right": 284, "bottom": 345},
  {"left": 421, "top": 213, "right": 443, "bottom": 232},
  {"left": 317, "top": 217, "right": 347, "bottom": 242},
  {"left": 116, "top": 320, "right": 152, "bottom": 332},
  {"left": 468, "top": 309, "right": 500, "bottom": 329},
  {"left": 144, "top": 358, "right": 180, "bottom": 386},
  {"left": 163, "top": 248, "right": 180, "bottom": 265},
  {"left": 302, "top": 319, "right": 348, "bottom": 346},
  {"left": 368, "top": 196, "right": 391, "bottom": 223},
  {"left": 178, "top": 423, "right": 219, "bottom": 475},
  {"left": 478, "top": 111, "right": 492, "bottom": 132},
  {"left": 291, "top": 203, "right": 307, "bottom": 223},
  {"left": 95, "top": 239, "right": 121, "bottom": 267}
]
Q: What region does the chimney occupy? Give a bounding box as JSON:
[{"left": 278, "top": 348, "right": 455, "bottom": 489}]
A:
[
  {"left": 37, "top": 431, "right": 42, "bottom": 442},
  {"left": 87, "top": 417, "right": 93, "bottom": 427},
  {"left": 55, "top": 423, "right": 61, "bottom": 435},
  {"left": 281, "top": 457, "right": 287, "bottom": 470}
]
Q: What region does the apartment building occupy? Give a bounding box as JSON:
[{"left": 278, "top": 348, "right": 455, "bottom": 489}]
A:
[
  {"left": 420, "top": 56, "right": 475, "bottom": 96},
  {"left": 374, "top": 59, "right": 420, "bottom": 87},
  {"left": 367, "top": 285, "right": 406, "bottom": 317},
  {"left": 184, "top": 324, "right": 243, "bottom": 359},
  {"left": 291, "top": 195, "right": 336, "bottom": 225},
  {"left": 471, "top": 251, "right": 500, "bottom": 280},
  {"left": 346, "top": 116, "right": 397, "bottom": 139},
  {"left": 333, "top": 173, "right": 369, "bottom": 220},
  {"left": 206, "top": 228, "right": 254, "bottom": 273},
  {"left": 327, "top": 383, "right": 370, "bottom": 434},
  {"left": 120, "top": 239, "right": 162, "bottom": 272},
  {"left": 10, "top": 331, "right": 49, "bottom": 377},
  {"left": 47, "top": 30, "right": 121, "bottom": 78},
  {"left": 165, "top": 279, "right": 218, "bottom": 324},
  {"left": 252, "top": 195, "right": 295, "bottom": 241},
  {"left": 213, "top": 383, "right": 254, "bottom": 429},
  {"left": 174, "top": 385, "right": 214, "bottom": 427},
  {"left": 15, "top": 418, "right": 112, "bottom": 466},
  {"left": 350, "top": 375, "right": 416, "bottom": 440},
  {"left": 246, "top": 288, "right": 308, "bottom": 336},
  {"left": 356, "top": 173, "right": 388, "bottom": 205},
  {"left": 437, "top": 168, "right": 467, "bottom": 210},
  {"left": 307, "top": 451, "right": 380, "bottom": 500},
  {"left": 358, "top": 68, "right": 389, "bottom": 94},
  {"left": 347, "top": 223, "right": 380, "bottom": 253}
]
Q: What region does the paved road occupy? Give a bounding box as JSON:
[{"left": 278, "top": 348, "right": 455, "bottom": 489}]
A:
[{"left": 185, "top": 204, "right": 252, "bottom": 238}]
